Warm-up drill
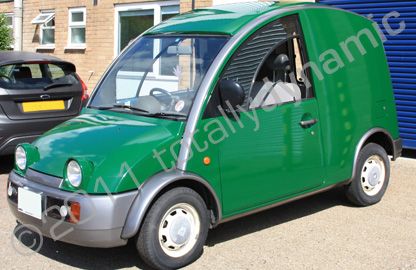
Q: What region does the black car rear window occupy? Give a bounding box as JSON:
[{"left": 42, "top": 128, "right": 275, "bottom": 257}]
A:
[{"left": 0, "top": 62, "right": 78, "bottom": 90}]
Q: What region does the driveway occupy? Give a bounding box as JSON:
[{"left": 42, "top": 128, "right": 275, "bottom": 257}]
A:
[{"left": 1, "top": 153, "right": 415, "bottom": 269}]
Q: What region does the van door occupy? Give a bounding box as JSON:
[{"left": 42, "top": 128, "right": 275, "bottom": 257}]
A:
[{"left": 204, "top": 15, "right": 326, "bottom": 215}]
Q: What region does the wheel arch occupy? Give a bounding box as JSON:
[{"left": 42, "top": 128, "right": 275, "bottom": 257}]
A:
[
  {"left": 121, "top": 170, "right": 222, "bottom": 239},
  {"left": 352, "top": 128, "right": 396, "bottom": 179}
]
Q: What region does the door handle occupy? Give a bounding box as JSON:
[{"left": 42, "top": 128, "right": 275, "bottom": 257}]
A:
[{"left": 300, "top": 118, "right": 318, "bottom": 128}]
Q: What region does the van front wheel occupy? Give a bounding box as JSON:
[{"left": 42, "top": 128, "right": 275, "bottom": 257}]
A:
[
  {"left": 136, "top": 187, "right": 209, "bottom": 270},
  {"left": 346, "top": 143, "right": 390, "bottom": 206}
]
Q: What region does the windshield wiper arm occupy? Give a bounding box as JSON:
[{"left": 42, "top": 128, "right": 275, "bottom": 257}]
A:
[
  {"left": 44, "top": 82, "right": 73, "bottom": 91},
  {"left": 93, "top": 104, "right": 150, "bottom": 113},
  {"left": 92, "top": 105, "right": 185, "bottom": 119},
  {"left": 150, "top": 112, "right": 187, "bottom": 119},
  {"left": 112, "top": 104, "right": 150, "bottom": 113}
]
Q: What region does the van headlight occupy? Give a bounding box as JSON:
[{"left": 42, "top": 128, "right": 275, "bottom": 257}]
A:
[
  {"left": 15, "top": 146, "right": 27, "bottom": 171},
  {"left": 66, "top": 160, "right": 82, "bottom": 187}
]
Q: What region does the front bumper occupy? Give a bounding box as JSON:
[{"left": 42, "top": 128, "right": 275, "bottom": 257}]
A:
[{"left": 7, "top": 171, "right": 139, "bottom": 248}]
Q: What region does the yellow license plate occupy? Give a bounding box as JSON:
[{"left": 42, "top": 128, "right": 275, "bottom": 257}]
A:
[{"left": 22, "top": 100, "right": 65, "bottom": 113}]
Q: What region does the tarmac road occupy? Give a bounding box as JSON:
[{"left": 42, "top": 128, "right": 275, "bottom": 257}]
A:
[{"left": 0, "top": 153, "right": 415, "bottom": 270}]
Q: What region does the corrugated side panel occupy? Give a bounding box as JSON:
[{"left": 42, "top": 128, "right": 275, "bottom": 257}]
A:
[
  {"left": 223, "top": 22, "right": 287, "bottom": 107},
  {"left": 319, "top": 0, "right": 416, "bottom": 149}
]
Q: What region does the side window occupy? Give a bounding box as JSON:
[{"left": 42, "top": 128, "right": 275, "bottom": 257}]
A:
[
  {"left": 249, "top": 35, "right": 313, "bottom": 109},
  {"left": 204, "top": 14, "right": 313, "bottom": 118},
  {"left": 249, "top": 17, "right": 313, "bottom": 109}
]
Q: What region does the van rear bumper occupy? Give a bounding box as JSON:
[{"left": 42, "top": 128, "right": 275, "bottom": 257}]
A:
[{"left": 392, "top": 138, "right": 402, "bottom": 161}]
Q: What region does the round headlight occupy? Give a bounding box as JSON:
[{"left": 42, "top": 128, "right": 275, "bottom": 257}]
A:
[
  {"left": 15, "top": 146, "right": 27, "bottom": 170},
  {"left": 66, "top": 160, "right": 82, "bottom": 187}
]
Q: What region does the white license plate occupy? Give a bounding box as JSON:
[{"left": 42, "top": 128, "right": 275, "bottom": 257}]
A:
[{"left": 18, "top": 188, "right": 42, "bottom": 220}]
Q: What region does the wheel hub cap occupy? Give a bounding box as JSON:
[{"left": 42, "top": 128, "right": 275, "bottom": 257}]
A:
[
  {"left": 169, "top": 216, "right": 191, "bottom": 245},
  {"left": 368, "top": 167, "right": 381, "bottom": 187},
  {"left": 158, "top": 203, "right": 201, "bottom": 258},
  {"left": 360, "top": 155, "right": 386, "bottom": 196}
]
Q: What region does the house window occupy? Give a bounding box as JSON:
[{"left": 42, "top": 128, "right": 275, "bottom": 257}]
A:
[
  {"left": 5, "top": 13, "right": 13, "bottom": 47},
  {"left": 115, "top": 3, "right": 179, "bottom": 54},
  {"left": 161, "top": 5, "right": 179, "bottom": 21},
  {"left": 31, "top": 12, "right": 55, "bottom": 46},
  {"left": 68, "top": 7, "right": 86, "bottom": 47}
]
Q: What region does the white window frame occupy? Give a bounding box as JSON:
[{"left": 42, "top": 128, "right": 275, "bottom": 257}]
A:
[
  {"left": 114, "top": 1, "right": 179, "bottom": 82},
  {"left": 5, "top": 13, "right": 13, "bottom": 48},
  {"left": 114, "top": 1, "right": 179, "bottom": 57},
  {"left": 31, "top": 11, "right": 55, "bottom": 49},
  {"left": 67, "top": 7, "right": 86, "bottom": 49},
  {"left": 40, "top": 15, "right": 55, "bottom": 48},
  {"left": 31, "top": 12, "right": 54, "bottom": 24}
]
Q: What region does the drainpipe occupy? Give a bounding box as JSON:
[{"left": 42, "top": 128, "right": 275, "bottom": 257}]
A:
[
  {"left": 14, "top": 0, "right": 23, "bottom": 51},
  {"left": 192, "top": 0, "right": 195, "bottom": 10}
]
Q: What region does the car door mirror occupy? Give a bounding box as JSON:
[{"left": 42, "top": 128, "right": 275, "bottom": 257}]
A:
[{"left": 219, "top": 79, "right": 245, "bottom": 111}]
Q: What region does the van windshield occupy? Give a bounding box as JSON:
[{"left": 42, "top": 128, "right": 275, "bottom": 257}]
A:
[{"left": 89, "top": 35, "right": 228, "bottom": 120}]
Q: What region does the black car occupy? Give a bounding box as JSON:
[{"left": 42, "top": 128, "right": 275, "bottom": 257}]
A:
[{"left": 0, "top": 51, "right": 88, "bottom": 155}]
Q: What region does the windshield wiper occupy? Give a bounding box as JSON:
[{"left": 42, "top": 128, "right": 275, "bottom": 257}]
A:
[
  {"left": 44, "top": 82, "right": 73, "bottom": 91},
  {"left": 112, "top": 104, "right": 150, "bottom": 113},
  {"left": 149, "top": 112, "right": 187, "bottom": 119},
  {"left": 92, "top": 105, "right": 185, "bottom": 119},
  {"left": 94, "top": 104, "right": 150, "bottom": 113}
]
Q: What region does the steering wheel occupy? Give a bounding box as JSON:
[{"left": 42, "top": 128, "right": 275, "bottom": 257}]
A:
[
  {"left": 0, "top": 74, "right": 11, "bottom": 84},
  {"left": 150, "top": 88, "right": 175, "bottom": 109}
]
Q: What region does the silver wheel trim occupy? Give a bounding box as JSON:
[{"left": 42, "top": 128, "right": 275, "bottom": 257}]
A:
[
  {"left": 158, "top": 203, "right": 201, "bottom": 258},
  {"left": 360, "top": 155, "right": 386, "bottom": 196}
]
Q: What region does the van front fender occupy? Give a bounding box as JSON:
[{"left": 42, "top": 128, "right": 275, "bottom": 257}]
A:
[{"left": 121, "top": 170, "right": 222, "bottom": 239}]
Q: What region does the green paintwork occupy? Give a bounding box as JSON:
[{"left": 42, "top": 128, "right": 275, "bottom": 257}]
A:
[
  {"left": 298, "top": 8, "right": 399, "bottom": 184},
  {"left": 189, "top": 99, "right": 325, "bottom": 216},
  {"left": 30, "top": 108, "right": 184, "bottom": 193},
  {"left": 147, "top": 1, "right": 313, "bottom": 36},
  {"left": 16, "top": 2, "right": 399, "bottom": 224}
]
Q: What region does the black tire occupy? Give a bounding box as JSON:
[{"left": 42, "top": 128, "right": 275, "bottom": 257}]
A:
[
  {"left": 346, "top": 143, "right": 390, "bottom": 206},
  {"left": 136, "top": 187, "right": 209, "bottom": 270}
]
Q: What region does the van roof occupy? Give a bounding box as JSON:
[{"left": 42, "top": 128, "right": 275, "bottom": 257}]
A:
[{"left": 147, "top": 1, "right": 316, "bottom": 36}]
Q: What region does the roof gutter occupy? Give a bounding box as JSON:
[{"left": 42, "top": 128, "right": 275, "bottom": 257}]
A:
[{"left": 13, "top": 0, "right": 23, "bottom": 51}]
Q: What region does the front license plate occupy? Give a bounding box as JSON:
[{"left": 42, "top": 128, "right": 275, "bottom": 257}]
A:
[
  {"left": 22, "top": 100, "right": 65, "bottom": 113},
  {"left": 18, "top": 188, "right": 42, "bottom": 220}
]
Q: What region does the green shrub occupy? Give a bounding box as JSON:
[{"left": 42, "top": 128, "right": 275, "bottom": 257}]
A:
[{"left": 0, "top": 14, "right": 13, "bottom": 50}]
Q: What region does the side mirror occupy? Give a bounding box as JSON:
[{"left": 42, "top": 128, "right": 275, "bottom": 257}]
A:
[{"left": 219, "top": 79, "right": 245, "bottom": 111}]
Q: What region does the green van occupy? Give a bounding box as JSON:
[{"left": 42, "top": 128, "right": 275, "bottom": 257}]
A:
[{"left": 7, "top": 1, "right": 402, "bottom": 269}]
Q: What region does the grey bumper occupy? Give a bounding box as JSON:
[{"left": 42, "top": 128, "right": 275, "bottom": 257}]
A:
[{"left": 7, "top": 171, "right": 139, "bottom": 248}]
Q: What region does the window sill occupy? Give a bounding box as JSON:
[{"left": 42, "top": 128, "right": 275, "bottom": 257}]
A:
[
  {"left": 64, "top": 45, "right": 86, "bottom": 51},
  {"left": 36, "top": 45, "right": 55, "bottom": 51}
]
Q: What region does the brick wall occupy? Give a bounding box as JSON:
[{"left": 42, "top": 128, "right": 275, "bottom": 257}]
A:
[
  {"left": 0, "top": 1, "right": 13, "bottom": 13},
  {"left": 180, "top": 0, "right": 212, "bottom": 13},
  {"left": 22, "top": 0, "right": 163, "bottom": 91}
]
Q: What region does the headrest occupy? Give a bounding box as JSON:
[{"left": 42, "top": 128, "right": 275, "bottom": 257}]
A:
[
  {"left": 13, "top": 67, "right": 32, "bottom": 80},
  {"left": 267, "top": 54, "right": 290, "bottom": 72}
]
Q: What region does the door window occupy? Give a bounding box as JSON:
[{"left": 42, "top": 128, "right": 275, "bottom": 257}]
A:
[
  {"left": 204, "top": 14, "right": 314, "bottom": 117},
  {"left": 249, "top": 36, "right": 313, "bottom": 109}
]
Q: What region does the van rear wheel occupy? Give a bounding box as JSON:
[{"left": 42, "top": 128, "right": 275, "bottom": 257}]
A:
[
  {"left": 136, "top": 187, "right": 209, "bottom": 270},
  {"left": 346, "top": 143, "right": 390, "bottom": 206}
]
